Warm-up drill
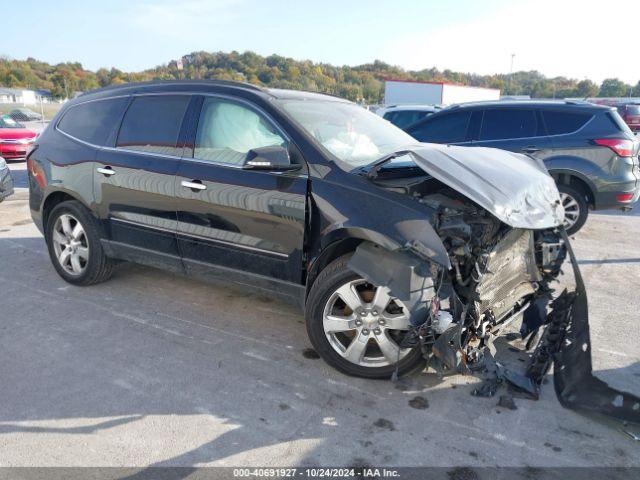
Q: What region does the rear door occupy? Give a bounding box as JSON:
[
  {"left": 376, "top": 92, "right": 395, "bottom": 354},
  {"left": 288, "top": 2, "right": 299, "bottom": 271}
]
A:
[
  {"left": 473, "top": 107, "right": 552, "bottom": 159},
  {"left": 95, "top": 94, "right": 191, "bottom": 270},
  {"left": 175, "top": 95, "right": 308, "bottom": 297}
]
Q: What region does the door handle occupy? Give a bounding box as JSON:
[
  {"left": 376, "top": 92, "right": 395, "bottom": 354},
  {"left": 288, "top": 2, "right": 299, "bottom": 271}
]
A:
[
  {"left": 521, "top": 146, "right": 541, "bottom": 154},
  {"left": 97, "top": 166, "right": 115, "bottom": 176},
  {"left": 181, "top": 180, "right": 207, "bottom": 191}
]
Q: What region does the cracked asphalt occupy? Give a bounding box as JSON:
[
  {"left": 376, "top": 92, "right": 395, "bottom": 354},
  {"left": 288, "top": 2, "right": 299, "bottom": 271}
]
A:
[{"left": 1, "top": 158, "right": 639, "bottom": 468}]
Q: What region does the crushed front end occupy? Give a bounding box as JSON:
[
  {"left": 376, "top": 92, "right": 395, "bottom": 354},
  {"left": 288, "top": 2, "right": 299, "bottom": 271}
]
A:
[{"left": 352, "top": 144, "right": 640, "bottom": 430}]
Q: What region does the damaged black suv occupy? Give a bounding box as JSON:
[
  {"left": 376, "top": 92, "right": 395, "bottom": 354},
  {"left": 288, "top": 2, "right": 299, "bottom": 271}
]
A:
[{"left": 25, "top": 82, "right": 640, "bottom": 425}]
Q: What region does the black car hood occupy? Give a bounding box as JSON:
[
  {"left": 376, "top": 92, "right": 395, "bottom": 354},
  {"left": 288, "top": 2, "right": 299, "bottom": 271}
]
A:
[{"left": 409, "top": 143, "right": 565, "bottom": 229}]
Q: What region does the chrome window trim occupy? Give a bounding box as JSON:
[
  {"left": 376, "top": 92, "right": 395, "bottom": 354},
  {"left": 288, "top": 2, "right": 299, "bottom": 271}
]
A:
[
  {"left": 55, "top": 93, "right": 189, "bottom": 159},
  {"left": 54, "top": 91, "right": 295, "bottom": 167}
]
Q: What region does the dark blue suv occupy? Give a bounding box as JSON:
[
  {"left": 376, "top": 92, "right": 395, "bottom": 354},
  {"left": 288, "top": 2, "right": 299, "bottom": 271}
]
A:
[{"left": 405, "top": 100, "right": 640, "bottom": 233}]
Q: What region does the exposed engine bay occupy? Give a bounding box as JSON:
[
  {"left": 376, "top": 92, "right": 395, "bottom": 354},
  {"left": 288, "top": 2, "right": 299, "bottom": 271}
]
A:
[{"left": 349, "top": 170, "right": 640, "bottom": 432}]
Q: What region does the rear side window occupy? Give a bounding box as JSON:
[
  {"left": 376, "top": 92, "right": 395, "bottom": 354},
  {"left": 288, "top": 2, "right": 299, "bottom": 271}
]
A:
[
  {"left": 58, "top": 98, "right": 129, "bottom": 146},
  {"left": 480, "top": 109, "right": 537, "bottom": 140},
  {"left": 407, "top": 111, "right": 471, "bottom": 144},
  {"left": 542, "top": 110, "right": 592, "bottom": 135},
  {"left": 606, "top": 111, "right": 634, "bottom": 135},
  {"left": 116, "top": 95, "right": 190, "bottom": 155},
  {"left": 624, "top": 104, "right": 640, "bottom": 115}
]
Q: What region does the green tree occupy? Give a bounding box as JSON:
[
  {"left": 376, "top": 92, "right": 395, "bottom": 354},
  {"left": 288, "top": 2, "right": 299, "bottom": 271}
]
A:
[
  {"left": 599, "top": 78, "right": 630, "bottom": 97},
  {"left": 574, "top": 79, "right": 599, "bottom": 98}
]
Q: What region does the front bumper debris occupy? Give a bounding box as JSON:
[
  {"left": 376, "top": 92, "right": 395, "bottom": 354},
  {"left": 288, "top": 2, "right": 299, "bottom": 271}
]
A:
[
  {"left": 473, "top": 230, "right": 640, "bottom": 431},
  {"left": 552, "top": 230, "right": 640, "bottom": 429}
]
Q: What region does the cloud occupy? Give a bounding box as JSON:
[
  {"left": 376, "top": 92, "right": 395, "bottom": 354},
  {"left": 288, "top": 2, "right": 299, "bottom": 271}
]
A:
[{"left": 380, "top": 0, "right": 640, "bottom": 84}]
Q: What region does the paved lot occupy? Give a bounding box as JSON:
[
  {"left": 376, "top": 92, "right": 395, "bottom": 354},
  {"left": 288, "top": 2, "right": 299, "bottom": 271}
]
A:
[{"left": 1, "top": 159, "right": 639, "bottom": 468}]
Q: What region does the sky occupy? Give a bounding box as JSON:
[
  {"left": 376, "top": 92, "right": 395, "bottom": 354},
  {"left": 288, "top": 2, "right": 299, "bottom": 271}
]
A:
[{"left": 3, "top": 0, "right": 639, "bottom": 84}]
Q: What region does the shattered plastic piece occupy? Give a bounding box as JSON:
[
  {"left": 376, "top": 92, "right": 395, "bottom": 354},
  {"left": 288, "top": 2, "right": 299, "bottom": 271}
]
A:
[
  {"left": 497, "top": 395, "right": 517, "bottom": 410},
  {"left": 553, "top": 230, "right": 640, "bottom": 428},
  {"left": 502, "top": 368, "right": 539, "bottom": 399},
  {"left": 431, "top": 324, "right": 467, "bottom": 375},
  {"left": 471, "top": 377, "right": 500, "bottom": 398},
  {"left": 521, "top": 295, "right": 549, "bottom": 339}
]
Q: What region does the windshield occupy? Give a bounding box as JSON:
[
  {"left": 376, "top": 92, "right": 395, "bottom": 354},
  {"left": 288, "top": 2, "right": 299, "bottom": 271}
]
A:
[
  {"left": 276, "top": 100, "right": 417, "bottom": 170},
  {"left": 0, "top": 115, "right": 24, "bottom": 129}
]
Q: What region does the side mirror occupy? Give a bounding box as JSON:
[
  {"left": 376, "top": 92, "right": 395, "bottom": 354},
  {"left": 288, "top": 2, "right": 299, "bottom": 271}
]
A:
[{"left": 242, "top": 145, "right": 301, "bottom": 171}]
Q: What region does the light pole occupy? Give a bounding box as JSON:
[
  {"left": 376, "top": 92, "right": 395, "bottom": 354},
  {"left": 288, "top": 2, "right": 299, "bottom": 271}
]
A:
[{"left": 509, "top": 53, "right": 516, "bottom": 95}]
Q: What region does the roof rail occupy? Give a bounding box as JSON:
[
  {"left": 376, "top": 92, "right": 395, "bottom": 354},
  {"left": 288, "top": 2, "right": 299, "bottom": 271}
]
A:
[{"left": 79, "top": 79, "right": 265, "bottom": 97}]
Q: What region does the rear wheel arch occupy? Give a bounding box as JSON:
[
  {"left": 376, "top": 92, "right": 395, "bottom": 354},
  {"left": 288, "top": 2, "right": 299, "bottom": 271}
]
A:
[
  {"left": 42, "top": 191, "right": 102, "bottom": 236},
  {"left": 548, "top": 169, "right": 596, "bottom": 208}
]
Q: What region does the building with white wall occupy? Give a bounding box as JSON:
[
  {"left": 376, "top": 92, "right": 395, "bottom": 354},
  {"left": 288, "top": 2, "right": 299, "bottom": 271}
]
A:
[
  {"left": 0, "top": 87, "right": 54, "bottom": 105},
  {"left": 384, "top": 80, "right": 500, "bottom": 106}
]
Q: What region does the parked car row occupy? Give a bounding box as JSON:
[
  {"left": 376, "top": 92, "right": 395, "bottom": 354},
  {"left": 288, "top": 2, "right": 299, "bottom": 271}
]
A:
[
  {"left": 381, "top": 100, "right": 639, "bottom": 234},
  {"left": 0, "top": 114, "right": 38, "bottom": 161},
  {"left": 7, "top": 107, "right": 43, "bottom": 122},
  {"left": 616, "top": 103, "right": 640, "bottom": 132}
]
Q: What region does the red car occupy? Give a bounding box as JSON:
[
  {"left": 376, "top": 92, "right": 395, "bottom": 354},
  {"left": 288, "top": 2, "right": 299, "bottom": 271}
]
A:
[
  {"left": 0, "top": 114, "right": 37, "bottom": 160},
  {"left": 616, "top": 103, "right": 640, "bottom": 132}
]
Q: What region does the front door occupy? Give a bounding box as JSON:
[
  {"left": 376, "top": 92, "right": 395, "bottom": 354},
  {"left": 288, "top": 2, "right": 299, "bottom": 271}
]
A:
[
  {"left": 95, "top": 94, "right": 191, "bottom": 271},
  {"left": 175, "top": 96, "right": 308, "bottom": 300}
]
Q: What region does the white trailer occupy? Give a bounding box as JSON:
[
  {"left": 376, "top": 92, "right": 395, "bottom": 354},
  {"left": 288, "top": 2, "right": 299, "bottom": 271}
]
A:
[{"left": 384, "top": 80, "right": 500, "bottom": 106}]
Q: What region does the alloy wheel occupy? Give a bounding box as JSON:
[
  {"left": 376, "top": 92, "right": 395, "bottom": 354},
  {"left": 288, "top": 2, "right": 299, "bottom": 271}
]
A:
[
  {"left": 322, "top": 279, "right": 412, "bottom": 367},
  {"left": 52, "top": 213, "right": 89, "bottom": 276},
  {"left": 560, "top": 191, "right": 581, "bottom": 231}
]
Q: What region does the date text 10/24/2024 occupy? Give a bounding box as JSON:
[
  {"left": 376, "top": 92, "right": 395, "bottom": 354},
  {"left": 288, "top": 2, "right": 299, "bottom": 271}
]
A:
[{"left": 233, "top": 468, "right": 401, "bottom": 478}]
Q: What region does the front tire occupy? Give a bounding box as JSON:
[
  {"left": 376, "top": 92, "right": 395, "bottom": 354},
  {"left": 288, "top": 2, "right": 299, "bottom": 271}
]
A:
[
  {"left": 305, "top": 254, "right": 424, "bottom": 379},
  {"left": 45, "top": 200, "right": 115, "bottom": 285},
  {"left": 558, "top": 184, "right": 588, "bottom": 235}
]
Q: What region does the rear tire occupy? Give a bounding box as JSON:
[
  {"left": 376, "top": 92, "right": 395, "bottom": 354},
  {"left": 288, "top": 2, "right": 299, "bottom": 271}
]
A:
[
  {"left": 45, "top": 200, "right": 115, "bottom": 285},
  {"left": 305, "top": 254, "right": 424, "bottom": 379},
  {"left": 558, "top": 184, "right": 588, "bottom": 235}
]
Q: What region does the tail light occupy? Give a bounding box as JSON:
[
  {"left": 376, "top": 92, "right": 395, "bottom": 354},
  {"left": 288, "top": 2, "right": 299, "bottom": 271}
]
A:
[
  {"left": 616, "top": 193, "right": 634, "bottom": 202},
  {"left": 593, "top": 138, "right": 635, "bottom": 157}
]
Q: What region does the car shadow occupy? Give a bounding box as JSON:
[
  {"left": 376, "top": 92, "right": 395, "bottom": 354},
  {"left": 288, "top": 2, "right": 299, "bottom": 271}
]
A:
[
  {"left": 592, "top": 207, "right": 640, "bottom": 217},
  {"left": 578, "top": 258, "right": 640, "bottom": 265},
  {"left": 1, "top": 235, "right": 639, "bottom": 472}
]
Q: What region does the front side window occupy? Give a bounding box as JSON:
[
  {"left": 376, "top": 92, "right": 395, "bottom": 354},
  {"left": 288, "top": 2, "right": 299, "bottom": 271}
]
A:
[
  {"left": 407, "top": 111, "right": 471, "bottom": 144},
  {"left": 194, "top": 98, "right": 286, "bottom": 165},
  {"left": 58, "top": 97, "right": 129, "bottom": 146},
  {"left": 277, "top": 100, "right": 416, "bottom": 169},
  {"left": 480, "top": 109, "right": 537, "bottom": 141},
  {"left": 116, "top": 95, "right": 190, "bottom": 155}
]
